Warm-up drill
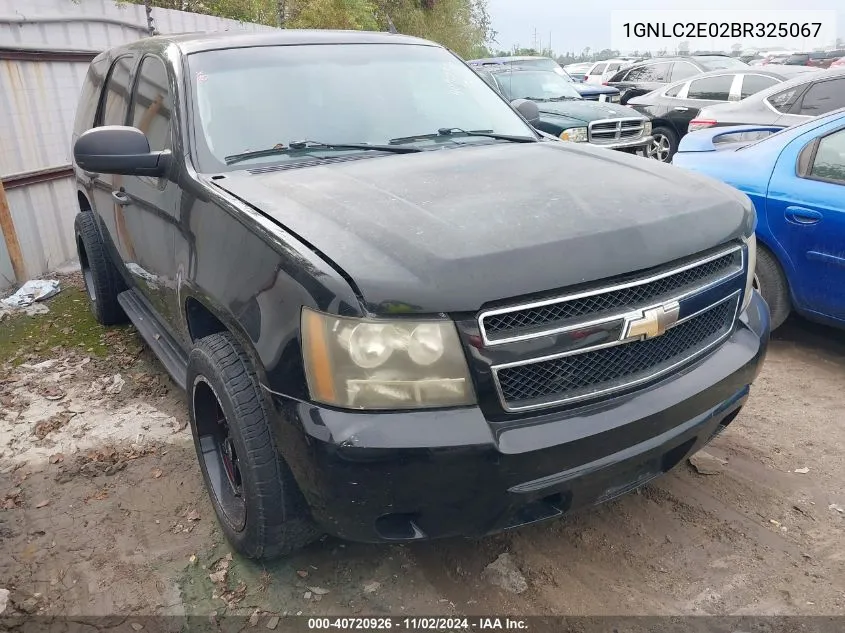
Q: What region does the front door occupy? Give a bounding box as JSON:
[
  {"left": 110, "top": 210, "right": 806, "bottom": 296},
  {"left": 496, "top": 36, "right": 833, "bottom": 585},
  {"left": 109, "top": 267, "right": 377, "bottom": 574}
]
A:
[
  {"left": 118, "top": 54, "right": 181, "bottom": 333},
  {"left": 767, "top": 125, "right": 845, "bottom": 320}
]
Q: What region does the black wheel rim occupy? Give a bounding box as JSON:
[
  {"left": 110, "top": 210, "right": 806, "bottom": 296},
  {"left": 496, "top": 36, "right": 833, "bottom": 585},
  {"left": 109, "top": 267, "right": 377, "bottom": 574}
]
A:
[{"left": 193, "top": 377, "right": 247, "bottom": 530}]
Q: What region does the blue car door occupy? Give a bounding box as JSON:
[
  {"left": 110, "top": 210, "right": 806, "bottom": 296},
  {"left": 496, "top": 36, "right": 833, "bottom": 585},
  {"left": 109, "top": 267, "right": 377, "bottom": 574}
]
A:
[{"left": 766, "top": 123, "right": 845, "bottom": 320}]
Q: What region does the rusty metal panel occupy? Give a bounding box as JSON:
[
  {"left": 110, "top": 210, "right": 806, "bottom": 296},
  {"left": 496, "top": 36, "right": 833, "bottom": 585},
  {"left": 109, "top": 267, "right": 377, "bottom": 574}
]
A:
[{"left": 0, "top": 0, "right": 275, "bottom": 289}]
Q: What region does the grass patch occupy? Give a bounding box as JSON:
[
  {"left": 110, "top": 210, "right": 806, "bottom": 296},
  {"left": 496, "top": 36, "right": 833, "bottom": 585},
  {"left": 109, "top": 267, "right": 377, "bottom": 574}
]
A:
[{"left": 0, "top": 287, "right": 133, "bottom": 364}]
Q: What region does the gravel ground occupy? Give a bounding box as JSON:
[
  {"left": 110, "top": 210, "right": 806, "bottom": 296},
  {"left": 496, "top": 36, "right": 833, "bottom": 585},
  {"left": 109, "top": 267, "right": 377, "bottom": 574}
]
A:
[{"left": 1, "top": 278, "right": 843, "bottom": 618}]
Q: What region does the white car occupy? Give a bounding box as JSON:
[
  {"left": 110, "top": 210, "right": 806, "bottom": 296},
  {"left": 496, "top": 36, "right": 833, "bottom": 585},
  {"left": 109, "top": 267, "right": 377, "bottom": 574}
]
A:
[{"left": 583, "top": 59, "right": 635, "bottom": 84}]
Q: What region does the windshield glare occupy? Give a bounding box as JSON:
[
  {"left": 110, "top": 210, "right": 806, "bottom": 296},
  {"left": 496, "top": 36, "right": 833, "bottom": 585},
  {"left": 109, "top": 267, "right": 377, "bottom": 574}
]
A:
[
  {"left": 510, "top": 58, "right": 561, "bottom": 71},
  {"left": 496, "top": 71, "right": 582, "bottom": 101},
  {"left": 189, "top": 44, "right": 534, "bottom": 171}
]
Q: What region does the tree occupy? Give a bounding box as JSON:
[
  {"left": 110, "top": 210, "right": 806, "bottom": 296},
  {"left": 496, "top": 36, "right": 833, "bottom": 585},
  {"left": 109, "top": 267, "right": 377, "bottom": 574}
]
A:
[{"left": 287, "top": 0, "right": 379, "bottom": 30}]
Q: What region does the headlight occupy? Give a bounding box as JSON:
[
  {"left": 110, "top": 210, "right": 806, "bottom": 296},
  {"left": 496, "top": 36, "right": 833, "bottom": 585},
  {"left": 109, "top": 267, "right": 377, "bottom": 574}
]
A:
[
  {"left": 301, "top": 307, "right": 476, "bottom": 410},
  {"left": 741, "top": 233, "right": 757, "bottom": 312},
  {"left": 559, "top": 127, "right": 588, "bottom": 142},
  {"left": 643, "top": 121, "right": 652, "bottom": 136},
  {"left": 610, "top": 95, "right": 621, "bottom": 103}
]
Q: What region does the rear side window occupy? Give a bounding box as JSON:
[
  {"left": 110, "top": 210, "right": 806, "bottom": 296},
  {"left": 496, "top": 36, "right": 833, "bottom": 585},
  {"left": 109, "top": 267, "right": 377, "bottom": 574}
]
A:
[
  {"left": 639, "top": 62, "right": 672, "bottom": 82},
  {"left": 767, "top": 86, "right": 802, "bottom": 113},
  {"left": 669, "top": 61, "right": 699, "bottom": 82},
  {"left": 810, "top": 128, "right": 845, "bottom": 183},
  {"left": 799, "top": 79, "right": 845, "bottom": 115},
  {"left": 98, "top": 56, "right": 135, "bottom": 126},
  {"left": 665, "top": 83, "right": 684, "bottom": 97},
  {"left": 589, "top": 63, "right": 606, "bottom": 76},
  {"left": 130, "top": 56, "right": 173, "bottom": 152},
  {"left": 740, "top": 74, "right": 779, "bottom": 99},
  {"left": 687, "top": 75, "right": 733, "bottom": 100}
]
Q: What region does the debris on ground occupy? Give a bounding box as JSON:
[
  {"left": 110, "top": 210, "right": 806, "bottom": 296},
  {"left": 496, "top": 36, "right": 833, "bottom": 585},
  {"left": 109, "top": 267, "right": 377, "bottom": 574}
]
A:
[
  {"left": 1, "top": 280, "right": 60, "bottom": 308},
  {"left": 249, "top": 609, "right": 260, "bottom": 626},
  {"left": 794, "top": 467, "right": 810, "bottom": 474},
  {"left": 309, "top": 586, "right": 330, "bottom": 595},
  {"left": 482, "top": 553, "right": 528, "bottom": 595},
  {"left": 688, "top": 451, "right": 728, "bottom": 475},
  {"left": 105, "top": 374, "right": 126, "bottom": 395},
  {"left": 362, "top": 581, "right": 380, "bottom": 594},
  {"left": 265, "top": 616, "right": 280, "bottom": 630},
  {"left": 296, "top": 570, "right": 308, "bottom": 578},
  {"left": 829, "top": 503, "right": 844, "bottom": 514},
  {"left": 208, "top": 553, "right": 233, "bottom": 585},
  {"left": 0, "top": 588, "right": 9, "bottom": 615}
]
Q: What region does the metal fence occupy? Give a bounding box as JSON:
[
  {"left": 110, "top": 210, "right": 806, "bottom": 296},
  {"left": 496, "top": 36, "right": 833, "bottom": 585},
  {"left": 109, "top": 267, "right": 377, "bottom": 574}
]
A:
[{"left": 0, "top": 0, "right": 275, "bottom": 290}]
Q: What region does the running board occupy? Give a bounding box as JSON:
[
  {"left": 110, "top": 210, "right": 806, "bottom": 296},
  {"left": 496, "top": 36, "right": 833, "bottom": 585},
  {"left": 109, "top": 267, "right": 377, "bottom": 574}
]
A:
[{"left": 117, "top": 289, "right": 188, "bottom": 391}]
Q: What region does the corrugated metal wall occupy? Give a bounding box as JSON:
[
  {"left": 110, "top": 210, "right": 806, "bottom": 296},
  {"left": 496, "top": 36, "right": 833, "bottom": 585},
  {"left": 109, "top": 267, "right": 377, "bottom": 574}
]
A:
[{"left": 0, "top": 0, "right": 275, "bottom": 290}]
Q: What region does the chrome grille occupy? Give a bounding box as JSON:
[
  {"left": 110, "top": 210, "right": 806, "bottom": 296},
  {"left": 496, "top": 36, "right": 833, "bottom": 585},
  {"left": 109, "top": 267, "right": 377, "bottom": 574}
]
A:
[
  {"left": 479, "top": 244, "right": 746, "bottom": 413},
  {"left": 588, "top": 117, "right": 645, "bottom": 144},
  {"left": 496, "top": 295, "right": 737, "bottom": 411},
  {"left": 481, "top": 248, "right": 742, "bottom": 344}
]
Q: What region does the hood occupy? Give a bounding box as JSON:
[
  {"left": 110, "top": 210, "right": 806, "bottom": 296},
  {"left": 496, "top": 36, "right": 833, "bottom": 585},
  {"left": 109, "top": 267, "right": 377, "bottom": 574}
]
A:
[
  {"left": 211, "top": 142, "right": 753, "bottom": 315},
  {"left": 537, "top": 100, "right": 644, "bottom": 123}
]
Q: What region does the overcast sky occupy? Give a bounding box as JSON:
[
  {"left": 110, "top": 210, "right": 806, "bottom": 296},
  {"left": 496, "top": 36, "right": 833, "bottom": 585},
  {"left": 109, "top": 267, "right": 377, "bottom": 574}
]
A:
[{"left": 487, "top": 1, "right": 845, "bottom": 54}]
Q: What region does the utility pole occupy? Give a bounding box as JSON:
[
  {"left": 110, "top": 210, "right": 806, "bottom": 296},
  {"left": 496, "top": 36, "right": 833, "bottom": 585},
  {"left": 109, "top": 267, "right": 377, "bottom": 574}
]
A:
[
  {"left": 277, "top": 0, "right": 286, "bottom": 27},
  {"left": 144, "top": 0, "right": 156, "bottom": 36}
]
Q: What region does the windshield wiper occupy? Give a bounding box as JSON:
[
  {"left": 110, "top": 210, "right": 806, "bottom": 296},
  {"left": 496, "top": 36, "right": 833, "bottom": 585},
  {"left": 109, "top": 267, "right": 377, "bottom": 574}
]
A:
[
  {"left": 547, "top": 96, "right": 581, "bottom": 101},
  {"left": 389, "top": 127, "right": 536, "bottom": 145},
  {"left": 224, "top": 140, "right": 421, "bottom": 165}
]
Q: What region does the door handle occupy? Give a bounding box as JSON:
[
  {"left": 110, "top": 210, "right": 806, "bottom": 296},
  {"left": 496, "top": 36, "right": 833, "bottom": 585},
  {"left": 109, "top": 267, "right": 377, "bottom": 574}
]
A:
[
  {"left": 785, "top": 206, "right": 822, "bottom": 225},
  {"left": 111, "top": 190, "right": 130, "bottom": 207},
  {"left": 673, "top": 106, "right": 689, "bottom": 112}
]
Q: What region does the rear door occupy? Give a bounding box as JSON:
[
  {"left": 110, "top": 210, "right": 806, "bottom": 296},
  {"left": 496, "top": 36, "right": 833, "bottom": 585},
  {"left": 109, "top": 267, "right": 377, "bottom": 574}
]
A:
[
  {"left": 585, "top": 62, "right": 607, "bottom": 84},
  {"left": 767, "top": 125, "right": 845, "bottom": 319},
  {"left": 667, "top": 74, "right": 736, "bottom": 134}
]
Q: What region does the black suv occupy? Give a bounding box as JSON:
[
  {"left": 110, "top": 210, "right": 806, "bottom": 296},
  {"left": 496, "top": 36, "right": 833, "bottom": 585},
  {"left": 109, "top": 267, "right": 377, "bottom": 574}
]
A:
[
  {"left": 607, "top": 55, "right": 749, "bottom": 104},
  {"left": 71, "top": 30, "right": 770, "bottom": 558}
]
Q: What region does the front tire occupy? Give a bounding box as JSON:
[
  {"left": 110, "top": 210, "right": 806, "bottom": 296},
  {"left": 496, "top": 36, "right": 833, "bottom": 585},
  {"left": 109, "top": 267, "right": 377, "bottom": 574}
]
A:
[
  {"left": 187, "top": 332, "right": 318, "bottom": 559},
  {"left": 646, "top": 126, "right": 678, "bottom": 163},
  {"left": 74, "top": 211, "right": 127, "bottom": 325},
  {"left": 754, "top": 246, "right": 791, "bottom": 330}
]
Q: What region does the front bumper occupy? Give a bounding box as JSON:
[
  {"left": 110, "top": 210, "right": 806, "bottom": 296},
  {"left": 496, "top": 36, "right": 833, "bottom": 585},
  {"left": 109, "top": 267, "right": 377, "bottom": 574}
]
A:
[
  {"left": 270, "top": 292, "right": 769, "bottom": 543},
  {"left": 591, "top": 134, "right": 653, "bottom": 152}
]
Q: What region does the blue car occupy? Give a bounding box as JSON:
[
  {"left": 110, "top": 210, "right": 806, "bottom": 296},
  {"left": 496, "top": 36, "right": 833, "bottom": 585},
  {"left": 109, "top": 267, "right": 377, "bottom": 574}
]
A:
[{"left": 673, "top": 109, "right": 845, "bottom": 330}]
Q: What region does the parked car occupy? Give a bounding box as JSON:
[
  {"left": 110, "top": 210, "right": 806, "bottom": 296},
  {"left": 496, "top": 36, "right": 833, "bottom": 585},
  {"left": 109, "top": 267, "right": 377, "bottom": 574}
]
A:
[
  {"left": 817, "top": 50, "right": 845, "bottom": 68},
  {"left": 606, "top": 55, "right": 748, "bottom": 104},
  {"left": 674, "top": 108, "right": 845, "bottom": 330},
  {"left": 468, "top": 56, "right": 621, "bottom": 101},
  {"left": 71, "top": 30, "right": 769, "bottom": 558},
  {"left": 476, "top": 66, "right": 651, "bottom": 154},
  {"left": 583, "top": 58, "right": 631, "bottom": 84},
  {"left": 784, "top": 52, "right": 828, "bottom": 67},
  {"left": 563, "top": 62, "right": 592, "bottom": 82},
  {"left": 831, "top": 56, "right": 845, "bottom": 69},
  {"left": 688, "top": 68, "right": 845, "bottom": 133},
  {"left": 762, "top": 54, "right": 790, "bottom": 65},
  {"left": 628, "top": 66, "right": 818, "bottom": 162}
]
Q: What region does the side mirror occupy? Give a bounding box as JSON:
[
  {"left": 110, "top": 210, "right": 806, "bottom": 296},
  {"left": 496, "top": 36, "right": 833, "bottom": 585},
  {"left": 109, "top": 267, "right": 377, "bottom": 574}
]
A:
[
  {"left": 74, "top": 126, "right": 170, "bottom": 177},
  {"left": 511, "top": 98, "right": 540, "bottom": 125}
]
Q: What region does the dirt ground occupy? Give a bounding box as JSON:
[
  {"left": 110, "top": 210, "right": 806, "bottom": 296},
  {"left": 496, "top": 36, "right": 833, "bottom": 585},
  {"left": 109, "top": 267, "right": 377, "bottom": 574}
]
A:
[{"left": 1, "top": 273, "right": 844, "bottom": 619}]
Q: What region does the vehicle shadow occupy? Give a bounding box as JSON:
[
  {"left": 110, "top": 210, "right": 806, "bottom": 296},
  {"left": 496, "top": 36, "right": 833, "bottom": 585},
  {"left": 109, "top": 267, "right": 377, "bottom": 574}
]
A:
[{"left": 770, "top": 314, "right": 845, "bottom": 360}]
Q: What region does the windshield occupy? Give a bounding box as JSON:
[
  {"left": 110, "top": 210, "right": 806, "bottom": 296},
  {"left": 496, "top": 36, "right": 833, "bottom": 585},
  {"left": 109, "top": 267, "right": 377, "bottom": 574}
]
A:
[
  {"left": 697, "top": 56, "right": 748, "bottom": 70},
  {"left": 494, "top": 71, "right": 582, "bottom": 101},
  {"left": 510, "top": 58, "right": 561, "bottom": 71},
  {"left": 188, "top": 44, "right": 535, "bottom": 171}
]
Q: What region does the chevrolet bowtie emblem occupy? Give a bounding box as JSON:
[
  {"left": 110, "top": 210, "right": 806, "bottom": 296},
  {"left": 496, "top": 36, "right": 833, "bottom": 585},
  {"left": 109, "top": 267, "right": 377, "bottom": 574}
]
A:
[{"left": 623, "top": 301, "right": 681, "bottom": 341}]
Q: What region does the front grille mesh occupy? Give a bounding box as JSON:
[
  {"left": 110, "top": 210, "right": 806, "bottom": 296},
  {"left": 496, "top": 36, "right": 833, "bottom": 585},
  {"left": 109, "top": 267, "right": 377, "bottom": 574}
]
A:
[
  {"left": 483, "top": 251, "right": 739, "bottom": 340},
  {"left": 497, "top": 298, "right": 735, "bottom": 408}
]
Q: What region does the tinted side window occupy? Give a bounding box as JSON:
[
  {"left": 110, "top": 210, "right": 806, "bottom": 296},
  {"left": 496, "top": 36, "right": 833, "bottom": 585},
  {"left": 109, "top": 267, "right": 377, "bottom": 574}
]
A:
[
  {"left": 98, "top": 56, "right": 134, "bottom": 127},
  {"left": 621, "top": 65, "right": 648, "bottom": 81},
  {"left": 740, "top": 74, "right": 778, "bottom": 99},
  {"left": 665, "top": 83, "right": 684, "bottom": 97},
  {"left": 589, "top": 63, "right": 606, "bottom": 76},
  {"left": 799, "top": 79, "right": 845, "bottom": 115},
  {"left": 687, "top": 75, "right": 733, "bottom": 100},
  {"left": 130, "top": 56, "right": 173, "bottom": 152},
  {"left": 767, "top": 86, "right": 802, "bottom": 113},
  {"left": 639, "top": 62, "right": 672, "bottom": 82},
  {"left": 810, "top": 128, "right": 845, "bottom": 183},
  {"left": 670, "top": 61, "right": 699, "bottom": 82}
]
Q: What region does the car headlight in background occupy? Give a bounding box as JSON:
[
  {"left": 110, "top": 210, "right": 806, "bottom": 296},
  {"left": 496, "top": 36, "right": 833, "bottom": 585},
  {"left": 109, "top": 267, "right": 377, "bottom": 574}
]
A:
[
  {"left": 610, "top": 95, "right": 621, "bottom": 103},
  {"left": 741, "top": 233, "right": 757, "bottom": 312},
  {"left": 643, "top": 121, "right": 652, "bottom": 136},
  {"left": 301, "top": 308, "right": 476, "bottom": 410},
  {"left": 559, "top": 127, "right": 588, "bottom": 142}
]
